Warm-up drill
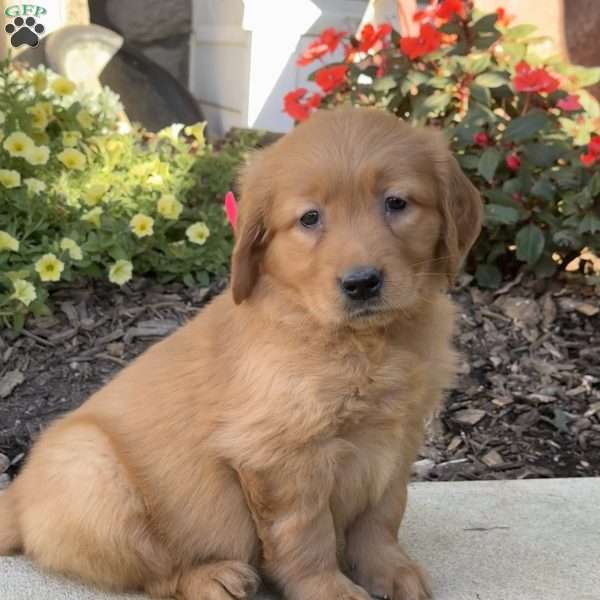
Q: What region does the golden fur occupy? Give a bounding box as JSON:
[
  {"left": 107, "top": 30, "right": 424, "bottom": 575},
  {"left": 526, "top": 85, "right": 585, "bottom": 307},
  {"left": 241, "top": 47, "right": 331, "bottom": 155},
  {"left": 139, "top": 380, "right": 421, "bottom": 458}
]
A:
[{"left": 0, "top": 107, "right": 482, "bottom": 600}]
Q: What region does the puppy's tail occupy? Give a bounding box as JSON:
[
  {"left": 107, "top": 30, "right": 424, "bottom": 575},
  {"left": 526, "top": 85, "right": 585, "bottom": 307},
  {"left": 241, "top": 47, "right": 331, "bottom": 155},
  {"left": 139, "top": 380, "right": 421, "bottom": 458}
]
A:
[{"left": 0, "top": 488, "right": 22, "bottom": 554}]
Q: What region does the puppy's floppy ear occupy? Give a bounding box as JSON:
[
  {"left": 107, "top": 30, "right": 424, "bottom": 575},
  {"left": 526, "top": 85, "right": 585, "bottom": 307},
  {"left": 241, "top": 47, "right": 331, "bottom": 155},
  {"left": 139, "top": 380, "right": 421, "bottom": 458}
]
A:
[
  {"left": 437, "top": 151, "right": 483, "bottom": 284},
  {"left": 230, "top": 152, "right": 271, "bottom": 304}
]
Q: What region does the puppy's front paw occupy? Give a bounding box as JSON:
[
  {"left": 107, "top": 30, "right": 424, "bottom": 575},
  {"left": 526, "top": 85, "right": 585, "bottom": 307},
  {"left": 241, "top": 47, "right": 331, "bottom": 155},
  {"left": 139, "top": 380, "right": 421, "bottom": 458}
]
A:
[
  {"left": 350, "top": 544, "right": 432, "bottom": 600},
  {"left": 289, "top": 571, "right": 371, "bottom": 600}
]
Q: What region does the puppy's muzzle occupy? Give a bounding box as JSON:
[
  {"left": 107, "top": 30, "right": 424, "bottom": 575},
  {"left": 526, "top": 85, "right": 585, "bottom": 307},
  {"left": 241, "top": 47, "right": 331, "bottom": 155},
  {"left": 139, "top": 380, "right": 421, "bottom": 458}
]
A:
[{"left": 339, "top": 266, "right": 383, "bottom": 302}]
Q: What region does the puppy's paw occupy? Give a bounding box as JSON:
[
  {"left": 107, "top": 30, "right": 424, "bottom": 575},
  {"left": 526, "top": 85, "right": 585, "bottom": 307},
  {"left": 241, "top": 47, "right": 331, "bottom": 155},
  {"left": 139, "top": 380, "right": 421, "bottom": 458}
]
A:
[
  {"left": 289, "top": 571, "right": 372, "bottom": 600},
  {"left": 350, "top": 544, "right": 432, "bottom": 600},
  {"left": 178, "top": 560, "right": 260, "bottom": 600}
]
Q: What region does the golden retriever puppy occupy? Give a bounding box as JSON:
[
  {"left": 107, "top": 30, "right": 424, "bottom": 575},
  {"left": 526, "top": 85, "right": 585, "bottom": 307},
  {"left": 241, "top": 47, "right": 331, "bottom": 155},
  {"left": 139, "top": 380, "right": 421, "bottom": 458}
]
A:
[{"left": 0, "top": 107, "right": 482, "bottom": 600}]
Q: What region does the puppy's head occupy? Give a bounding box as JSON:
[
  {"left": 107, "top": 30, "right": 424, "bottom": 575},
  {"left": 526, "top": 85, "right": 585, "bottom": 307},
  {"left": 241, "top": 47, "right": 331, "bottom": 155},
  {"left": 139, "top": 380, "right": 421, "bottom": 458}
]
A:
[{"left": 231, "top": 107, "right": 482, "bottom": 328}]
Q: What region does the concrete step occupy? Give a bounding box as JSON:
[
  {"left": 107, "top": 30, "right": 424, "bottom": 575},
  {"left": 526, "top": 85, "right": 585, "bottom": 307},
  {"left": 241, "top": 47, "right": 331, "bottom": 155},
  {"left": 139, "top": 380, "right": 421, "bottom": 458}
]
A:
[{"left": 1, "top": 478, "right": 598, "bottom": 599}]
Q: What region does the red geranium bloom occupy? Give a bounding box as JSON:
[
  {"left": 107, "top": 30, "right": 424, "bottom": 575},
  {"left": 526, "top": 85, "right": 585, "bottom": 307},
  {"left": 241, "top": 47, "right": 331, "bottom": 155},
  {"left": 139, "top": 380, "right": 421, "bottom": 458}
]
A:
[
  {"left": 358, "top": 22, "right": 392, "bottom": 53},
  {"left": 314, "top": 64, "right": 348, "bottom": 93},
  {"left": 506, "top": 152, "right": 521, "bottom": 171},
  {"left": 297, "top": 27, "right": 347, "bottom": 66},
  {"left": 413, "top": 9, "right": 427, "bottom": 22},
  {"left": 496, "top": 7, "right": 513, "bottom": 27},
  {"left": 473, "top": 131, "right": 491, "bottom": 147},
  {"left": 513, "top": 61, "right": 560, "bottom": 94},
  {"left": 557, "top": 94, "right": 582, "bottom": 112},
  {"left": 435, "top": 0, "right": 466, "bottom": 22},
  {"left": 400, "top": 23, "right": 442, "bottom": 60},
  {"left": 224, "top": 191, "right": 238, "bottom": 232},
  {"left": 581, "top": 135, "right": 600, "bottom": 167},
  {"left": 283, "top": 88, "right": 322, "bottom": 122}
]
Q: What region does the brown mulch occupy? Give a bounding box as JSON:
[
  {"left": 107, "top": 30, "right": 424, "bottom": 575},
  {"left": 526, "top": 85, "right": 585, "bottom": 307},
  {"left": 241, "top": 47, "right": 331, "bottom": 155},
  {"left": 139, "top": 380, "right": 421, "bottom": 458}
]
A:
[{"left": 0, "top": 275, "right": 598, "bottom": 487}]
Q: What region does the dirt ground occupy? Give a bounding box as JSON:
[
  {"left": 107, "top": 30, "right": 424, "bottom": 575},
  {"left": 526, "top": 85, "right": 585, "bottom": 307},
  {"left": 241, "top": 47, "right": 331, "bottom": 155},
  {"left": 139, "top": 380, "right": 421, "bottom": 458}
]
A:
[{"left": 0, "top": 274, "right": 598, "bottom": 486}]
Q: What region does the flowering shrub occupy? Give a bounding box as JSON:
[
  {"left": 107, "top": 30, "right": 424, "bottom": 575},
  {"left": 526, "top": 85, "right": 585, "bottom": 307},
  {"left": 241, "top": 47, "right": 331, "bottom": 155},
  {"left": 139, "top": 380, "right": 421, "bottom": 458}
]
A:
[
  {"left": 0, "top": 60, "right": 255, "bottom": 328},
  {"left": 285, "top": 0, "right": 600, "bottom": 287}
]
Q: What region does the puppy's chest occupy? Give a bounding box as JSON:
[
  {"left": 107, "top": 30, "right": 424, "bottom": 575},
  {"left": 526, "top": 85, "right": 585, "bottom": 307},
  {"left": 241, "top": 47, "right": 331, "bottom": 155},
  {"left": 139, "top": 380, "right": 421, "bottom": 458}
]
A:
[{"left": 316, "top": 342, "right": 417, "bottom": 428}]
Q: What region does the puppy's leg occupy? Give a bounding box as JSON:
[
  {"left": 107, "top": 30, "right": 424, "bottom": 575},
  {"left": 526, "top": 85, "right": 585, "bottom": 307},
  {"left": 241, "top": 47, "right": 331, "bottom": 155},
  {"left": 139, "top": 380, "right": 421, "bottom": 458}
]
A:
[
  {"left": 346, "top": 467, "right": 431, "bottom": 600},
  {"left": 239, "top": 450, "right": 371, "bottom": 600},
  {"left": 12, "top": 416, "right": 175, "bottom": 591}
]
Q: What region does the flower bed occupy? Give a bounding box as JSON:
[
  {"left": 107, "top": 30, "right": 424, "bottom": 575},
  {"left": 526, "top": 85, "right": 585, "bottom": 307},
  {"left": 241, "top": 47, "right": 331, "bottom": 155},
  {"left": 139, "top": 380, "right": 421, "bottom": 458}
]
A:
[
  {"left": 284, "top": 0, "right": 600, "bottom": 288},
  {"left": 0, "top": 60, "right": 256, "bottom": 329}
]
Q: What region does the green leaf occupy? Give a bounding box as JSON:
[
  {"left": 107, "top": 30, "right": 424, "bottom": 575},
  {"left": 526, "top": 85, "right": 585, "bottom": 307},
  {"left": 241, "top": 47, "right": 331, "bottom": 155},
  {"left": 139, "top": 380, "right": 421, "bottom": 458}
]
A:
[
  {"left": 500, "top": 42, "right": 526, "bottom": 63},
  {"left": 589, "top": 172, "right": 600, "bottom": 197},
  {"left": 578, "top": 213, "right": 600, "bottom": 234},
  {"left": 523, "top": 143, "right": 565, "bottom": 167},
  {"left": 531, "top": 179, "right": 556, "bottom": 202},
  {"left": 504, "top": 24, "right": 537, "bottom": 40},
  {"left": 466, "top": 54, "right": 491, "bottom": 75},
  {"left": 478, "top": 148, "right": 502, "bottom": 183},
  {"left": 422, "top": 92, "right": 452, "bottom": 115},
  {"left": 516, "top": 224, "right": 545, "bottom": 265},
  {"left": 474, "top": 72, "right": 509, "bottom": 88},
  {"left": 183, "top": 273, "right": 196, "bottom": 288},
  {"left": 484, "top": 204, "right": 520, "bottom": 225},
  {"left": 470, "top": 83, "right": 491, "bottom": 105},
  {"left": 458, "top": 154, "right": 480, "bottom": 170},
  {"left": 472, "top": 14, "right": 498, "bottom": 34},
  {"left": 504, "top": 111, "right": 550, "bottom": 142},
  {"left": 372, "top": 76, "right": 397, "bottom": 93},
  {"left": 475, "top": 264, "right": 502, "bottom": 288}
]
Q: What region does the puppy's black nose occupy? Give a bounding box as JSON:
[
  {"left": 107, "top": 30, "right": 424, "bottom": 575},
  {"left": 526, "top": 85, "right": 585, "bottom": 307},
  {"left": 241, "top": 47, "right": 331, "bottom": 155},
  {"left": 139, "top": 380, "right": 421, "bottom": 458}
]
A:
[{"left": 340, "top": 267, "right": 383, "bottom": 301}]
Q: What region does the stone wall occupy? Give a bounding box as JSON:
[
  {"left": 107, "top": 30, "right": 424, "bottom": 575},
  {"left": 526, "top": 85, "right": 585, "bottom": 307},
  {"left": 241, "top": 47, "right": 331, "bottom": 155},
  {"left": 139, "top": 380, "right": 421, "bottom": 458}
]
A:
[{"left": 88, "top": 0, "right": 192, "bottom": 86}]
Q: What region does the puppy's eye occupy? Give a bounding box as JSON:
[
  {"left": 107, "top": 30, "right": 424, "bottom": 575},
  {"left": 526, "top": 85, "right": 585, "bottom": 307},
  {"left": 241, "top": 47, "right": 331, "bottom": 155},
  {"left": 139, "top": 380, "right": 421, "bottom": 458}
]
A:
[
  {"left": 385, "top": 195, "right": 408, "bottom": 213},
  {"left": 299, "top": 209, "right": 320, "bottom": 228}
]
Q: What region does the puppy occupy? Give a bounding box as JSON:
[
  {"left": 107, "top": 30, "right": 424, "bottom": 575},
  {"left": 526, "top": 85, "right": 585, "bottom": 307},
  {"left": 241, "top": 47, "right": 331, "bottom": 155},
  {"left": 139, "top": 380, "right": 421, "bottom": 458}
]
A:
[{"left": 0, "top": 107, "right": 482, "bottom": 600}]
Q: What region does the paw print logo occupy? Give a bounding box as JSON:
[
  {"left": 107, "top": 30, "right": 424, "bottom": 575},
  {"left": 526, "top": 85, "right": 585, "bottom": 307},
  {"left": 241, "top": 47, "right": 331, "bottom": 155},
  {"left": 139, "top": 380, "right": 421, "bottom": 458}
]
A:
[{"left": 5, "top": 16, "right": 45, "bottom": 48}]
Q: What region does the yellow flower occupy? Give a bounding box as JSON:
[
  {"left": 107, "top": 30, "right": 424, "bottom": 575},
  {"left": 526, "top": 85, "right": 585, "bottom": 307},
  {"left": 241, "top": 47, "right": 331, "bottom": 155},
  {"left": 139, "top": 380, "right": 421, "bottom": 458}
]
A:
[
  {"left": 146, "top": 173, "right": 163, "bottom": 187},
  {"left": 129, "top": 214, "right": 154, "bottom": 238},
  {"left": 58, "top": 148, "right": 86, "bottom": 170},
  {"left": 184, "top": 122, "right": 206, "bottom": 147},
  {"left": 31, "top": 70, "right": 47, "bottom": 93},
  {"left": 157, "top": 194, "right": 183, "bottom": 220},
  {"left": 11, "top": 279, "right": 36, "bottom": 306},
  {"left": 83, "top": 181, "right": 109, "bottom": 206},
  {"left": 186, "top": 222, "right": 210, "bottom": 245},
  {"left": 158, "top": 123, "right": 184, "bottom": 144},
  {"left": 35, "top": 253, "right": 65, "bottom": 282},
  {"left": 0, "top": 230, "right": 19, "bottom": 252},
  {"left": 51, "top": 76, "right": 76, "bottom": 96},
  {"left": 0, "top": 169, "right": 21, "bottom": 188},
  {"left": 76, "top": 109, "right": 94, "bottom": 130},
  {"left": 3, "top": 131, "right": 34, "bottom": 157},
  {"left": 24, "top": 145, "right": 50, "bottom": 166},
  {"left": 108, "top": 260, "right": 133, "bottom": 286},
  {"left": 81, "top": 207, "right": 103, "bottom": 227},
  {"left": 24, "top": 178, "right": 46, "bottom": 195},
  {"left": 28, "top": 103, "right": 49, "bottom": 130},
  {"left": 60, "top": 238, "right": 83, "bottom": 260},
  {"left": 62, "top": 131, "right": 82, "bottom": 147}
]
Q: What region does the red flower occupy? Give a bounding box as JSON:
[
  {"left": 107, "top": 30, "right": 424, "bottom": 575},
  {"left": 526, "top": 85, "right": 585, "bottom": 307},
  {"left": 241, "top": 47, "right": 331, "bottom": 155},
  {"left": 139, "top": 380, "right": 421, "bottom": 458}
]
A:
[
  {"left": 513, "top": 61, "right": 560, "bottom": 94},
  {"left": 435, "top": 0, "right": 466, "bottom": 22},
  {"left": 557, "top": 94, "right": 582, "bottom": 112},
  {"left": 496, "top": 7, "right": 513, "bottom": 27},
  {"left": 314, "top": 64, "right": 348, "bottom": 93},
  {"left": 283, "top": 88, "right": 322, "bottom": 122},
  {"left": 297, "top": 27, "right": 347, "bottom": 66},
  {"left": 580, "top": 135, "right": 600, "bottom": 167},
  {"left": 400, "top": 24, "right": 442, "bottom": 60},
  {"left": 473, "top": 132, "right": 491, "bottom": 147},
  {"left": 358, "top": 22, "right": 392, "bottom": 53},
  {"left": 506, "top": 152, "right": 521, "bottom": 171},
  {"left": 224, "top": 191, "right": 238, "bottom": 232}
]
